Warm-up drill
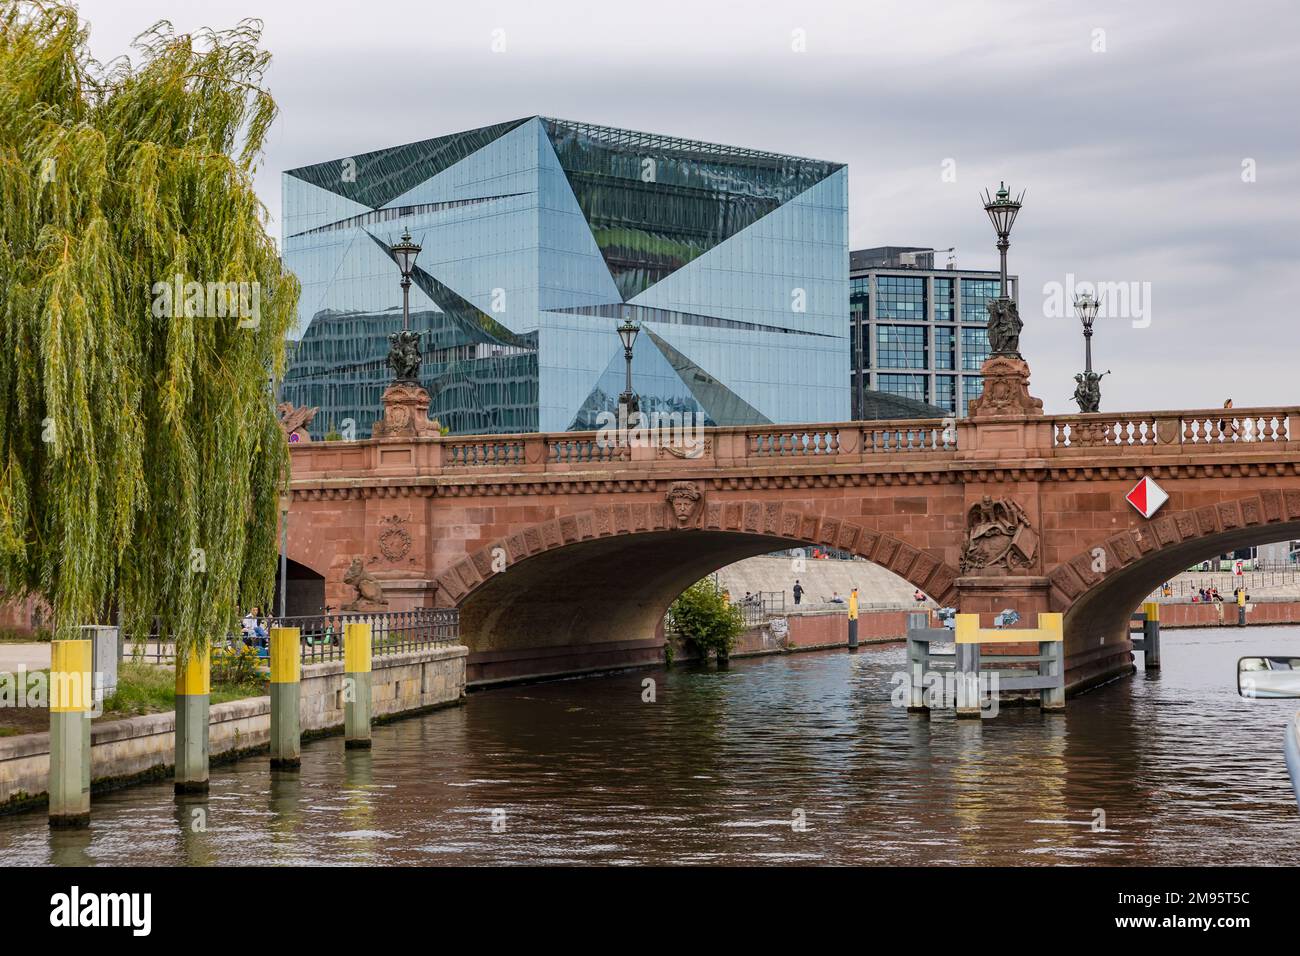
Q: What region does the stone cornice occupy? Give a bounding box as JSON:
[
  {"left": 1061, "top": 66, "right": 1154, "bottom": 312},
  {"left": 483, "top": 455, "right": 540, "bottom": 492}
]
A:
[{"left": 288, "top": 453, "right": 1300, "bottom": 500}]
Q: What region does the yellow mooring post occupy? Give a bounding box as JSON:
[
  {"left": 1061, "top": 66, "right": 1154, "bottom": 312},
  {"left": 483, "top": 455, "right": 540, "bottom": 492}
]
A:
[
  {"left": 269, "top": 627, "right": 301, "bottom": 769},
  {"left": 49, "top": 639, "right": 93, "bottom": 827},
  {"left": 344, "top": 622, "right": 373, "bottom": 749},
  {"left": 1143, "top": 601, "right": 1162, "bottom": 670},
  {"left": 174, "top": 646, "right": 211, "bottom": 793},
  {"left": 847, "top": 588, "right": 860, "bottom": 650}
]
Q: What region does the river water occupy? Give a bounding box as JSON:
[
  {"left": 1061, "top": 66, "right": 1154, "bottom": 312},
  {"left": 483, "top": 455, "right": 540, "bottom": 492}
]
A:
[{"left": 2, "top": 626, "right": 1298, "bottom": 866}]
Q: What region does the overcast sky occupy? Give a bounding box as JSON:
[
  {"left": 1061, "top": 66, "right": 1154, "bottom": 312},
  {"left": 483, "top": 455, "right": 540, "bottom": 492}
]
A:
[{"left": 78, "top": 0, "right": 1300, "bottom": 414}]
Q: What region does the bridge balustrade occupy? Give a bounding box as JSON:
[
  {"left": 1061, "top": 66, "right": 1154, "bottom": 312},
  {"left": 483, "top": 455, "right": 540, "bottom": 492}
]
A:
[
  {"left": 1051, "top": 407, "right": 1297, "bottom": 449},
  {"left": 445, "top": 439, "right": 525, "bottom": 468}
]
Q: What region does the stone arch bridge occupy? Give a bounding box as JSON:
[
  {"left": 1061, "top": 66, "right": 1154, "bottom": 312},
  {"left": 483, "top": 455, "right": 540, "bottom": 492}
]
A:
[{"left": 285, "top": 404, "right": 1300, "bottom": 690}]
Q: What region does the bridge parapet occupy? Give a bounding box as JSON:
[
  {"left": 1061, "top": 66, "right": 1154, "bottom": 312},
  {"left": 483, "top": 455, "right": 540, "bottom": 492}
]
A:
[
  {"left": 287, "top": 405, "right": 1300, "bottom": 485},
  {"left": 289, "top": 417, "right": 961, "bottom": 481},
  {"left": 1050, "top": 406, "right": 1300, "bottom": 452}
]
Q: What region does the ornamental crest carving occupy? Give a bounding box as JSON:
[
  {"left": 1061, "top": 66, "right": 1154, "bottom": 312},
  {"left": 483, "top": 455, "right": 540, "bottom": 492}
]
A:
[
  {"left": 378, "top": 514, "right": 412, "bottom": 562},
  {"left": 960, "top": 495, "right": 1039, "bottom": 573},
  {"left": 665, "top": 481, "right": 703, "bottom": 527}
]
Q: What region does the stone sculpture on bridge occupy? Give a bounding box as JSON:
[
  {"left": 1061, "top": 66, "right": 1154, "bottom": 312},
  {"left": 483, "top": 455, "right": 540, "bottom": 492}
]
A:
[
  {"left": 386, "top": 329, "right": 423, "bottom": 384},
  {"left": 986, "top": 298, "right": 1023, "bottom": 358},
  {"left": 277, "top": 402, "right": 318, "bottom": 444},
  {"left": 1071, "top": 370, "right": 1109, "bottom": 414},
  {"left": 342, "top": 558, "right": 389, "bottom": 610},
  {"left": 960, "top": 495, "right": 1039, "bottom": 574},
  {"left": 666, "top": 481, "right": 703, "bottom": 527}
]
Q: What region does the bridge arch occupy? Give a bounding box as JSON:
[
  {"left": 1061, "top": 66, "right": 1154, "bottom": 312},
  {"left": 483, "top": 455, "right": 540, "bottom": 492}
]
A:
[
  {"left": 431, "top": 498, "right": 960, "bottom": 679},
  {"left": 1048, "top": 490, "right": 1300, "bottom": 658}
]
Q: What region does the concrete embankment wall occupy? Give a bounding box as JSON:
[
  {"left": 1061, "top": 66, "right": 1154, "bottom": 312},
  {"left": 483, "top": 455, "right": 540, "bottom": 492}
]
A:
[
  {"left": 0, "top": 645, "right": 467, "bottom": 813},
  {"left": 671, "top": 598, "right": 1300, "bottom": 665},
  {"left": 670, "top": 607, "right": 913, "bottom": 662},
  {"left": 1154, "top": 597, "right": 1300, "bottom": 628}
]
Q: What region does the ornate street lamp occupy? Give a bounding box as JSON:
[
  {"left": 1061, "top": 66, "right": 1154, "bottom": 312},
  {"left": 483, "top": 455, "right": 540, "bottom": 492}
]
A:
[
  {"left": 387, "top": 228, "right": 423, "bottom": 385},
  {"left": 391, "top": 228, "right": 421, "bottom": 330},
  {"left": 1075, "top": 291, "right": 1100, "bottom": 374},
  {"left": 617, "top": 311, "right": 640, "bottom": 415},
  {"left": 981, "top": 181, "right": 1023, "bottom": 293},
  {"left": 979, "top": 181, "right": 1026, "bottom": 358},
  {"left": 1071, "top": 291, "right": 1109, "bottom": 413}
]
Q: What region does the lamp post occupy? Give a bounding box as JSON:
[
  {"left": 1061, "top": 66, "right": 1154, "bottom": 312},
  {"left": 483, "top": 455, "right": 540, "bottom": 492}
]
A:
[
  {"left": 981, "top": 181, "right": 1023, "bottom": 297},
  {"left": 391, "top": 228, "right": 421, "bottom": 331},
  {"left": 387, "top": 228, "right": 423, "bottom": 385},
  {"left": 1075, "top": 291, "right": 1099, "bottom": 375},
  {"left": 1071, "top": 291, "right": 1108, "bottom": 413},
  {"left": 617, "top": 312, "right": 640, "bottom": 416},
  {"left": 978, "top": 181, "right": 1026, "bottom": 359}
]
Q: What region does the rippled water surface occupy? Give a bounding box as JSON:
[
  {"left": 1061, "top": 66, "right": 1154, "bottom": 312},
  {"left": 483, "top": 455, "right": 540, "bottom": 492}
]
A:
[{"left": 2, "top": 627, "right": 1298, "bottom": 865}]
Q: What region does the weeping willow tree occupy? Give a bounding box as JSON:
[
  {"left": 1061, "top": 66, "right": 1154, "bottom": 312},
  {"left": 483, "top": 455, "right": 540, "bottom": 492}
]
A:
[{"left": 0, "top": 3, "right": 298, "bottom": 650}]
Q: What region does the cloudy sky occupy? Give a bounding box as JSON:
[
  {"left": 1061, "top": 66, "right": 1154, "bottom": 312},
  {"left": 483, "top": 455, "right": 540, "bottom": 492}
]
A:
[{"left": 79, "top": 0, "right": 1300, "bottom": 413}]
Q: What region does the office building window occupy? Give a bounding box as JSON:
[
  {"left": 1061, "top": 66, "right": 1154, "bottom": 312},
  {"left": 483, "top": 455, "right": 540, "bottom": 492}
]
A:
[
  {"left": 961, "top": 326, "right": 990, "bottom": 370},
  {"left": 876, "top": 275, "right": 926, "bottom": 322},
  {"left": 878, "top": 373, "right": 929, "bottom": 404},
  {"left": 961, "top": 375, "right": 984, "bottom": 415},
  {"left": 877, "top": 324, "right": 928, "bottom": 369},
  {"left": 934, "top": 325, "right": 956, "bottom": 370},
  {"left": 961, "top": 277, "right": 1005, "bottom": 324},
  {"left": 934, "top": 277, "right": 955, "bottom": 323},
  {"left": 934, "top": 375, "right": 957, "bottom": 413}
]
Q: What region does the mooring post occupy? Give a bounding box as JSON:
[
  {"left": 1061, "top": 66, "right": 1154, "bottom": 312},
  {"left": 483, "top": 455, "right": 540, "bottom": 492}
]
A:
[
  {"left": 1236, "top": 588, "right": 1247, "bottom": 627},
  {"left": 847, "top": 588, "right": 859, "bottom": 651},
  {"left": 1143, "top": 600, "right": 1162, "bottom": 670},
  {"left": 954, "top": 642, "right": 982, "bottom": 719},
  {"left": 1039, "top": 640, "right": 1066, "bottom": 712},
  {"left": 344, "top": 622, "right": 373, "bottom": 749},
  {"left": 906, "top": 611, "right": 929, "bottom": 714},
  {"left": 48, "top": 638, "right": 93, "bottom": 828},
  {"left": 174, "top": 644, "right": 211, "bottom": 793},
  {"left": 270, "top": 626, "right": 301, "bottom": 770}
]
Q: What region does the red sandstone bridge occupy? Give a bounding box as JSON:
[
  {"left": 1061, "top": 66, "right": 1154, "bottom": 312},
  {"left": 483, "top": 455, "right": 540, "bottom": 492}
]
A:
[{"left": 285, "top": 402, "right": 1300, "bottom": 692}]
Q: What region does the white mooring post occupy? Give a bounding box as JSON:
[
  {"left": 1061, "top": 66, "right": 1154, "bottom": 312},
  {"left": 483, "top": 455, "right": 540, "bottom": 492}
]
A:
[
  {"left": 954, "top": 643, "right": 983, "bottom": 719},
  {"left": 905, "top": 611, "right": 930, "bottom": 714}
]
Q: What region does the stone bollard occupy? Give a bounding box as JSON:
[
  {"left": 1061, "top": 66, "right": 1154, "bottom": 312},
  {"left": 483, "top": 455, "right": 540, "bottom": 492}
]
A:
[
  {"left": 344, "top": 622, "right": 373, "bottom": 750},
  {"left": 174, "top": 646, "right": 211, "bottom": 793},
  {"left": 269, "top": 627, "right": 301, "bottom": 770},
  {"left": 1143, "top": 601, "right": 1162, "bottom": 670},
  {"left": 49, "top": 639, "right": 93, "bottom": 828}
]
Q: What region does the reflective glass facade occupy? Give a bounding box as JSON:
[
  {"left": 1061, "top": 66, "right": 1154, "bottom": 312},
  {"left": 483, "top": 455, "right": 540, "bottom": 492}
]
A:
[
  {"left": 849, "top": 254, "right": 1017, "bottom": 417},
  {"left": 281, "top": 117, "right": 848, "bottom": 437}
]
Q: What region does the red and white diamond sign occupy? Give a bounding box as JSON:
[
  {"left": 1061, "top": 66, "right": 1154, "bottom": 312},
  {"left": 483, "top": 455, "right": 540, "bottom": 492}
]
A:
[{"left": 1125, "top": 476, "right": 1169, "bottom": 519}]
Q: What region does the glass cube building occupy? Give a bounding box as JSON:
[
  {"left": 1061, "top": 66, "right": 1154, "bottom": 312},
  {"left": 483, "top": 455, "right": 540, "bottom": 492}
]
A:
[{"left": 280, "top": 117, "right": 849, "bottom": 437}]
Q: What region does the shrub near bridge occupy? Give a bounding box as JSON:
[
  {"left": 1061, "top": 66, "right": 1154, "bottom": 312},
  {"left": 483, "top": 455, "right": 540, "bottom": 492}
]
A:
[{"left": 670, "top": 581, "right": 746, "bottom": 661}]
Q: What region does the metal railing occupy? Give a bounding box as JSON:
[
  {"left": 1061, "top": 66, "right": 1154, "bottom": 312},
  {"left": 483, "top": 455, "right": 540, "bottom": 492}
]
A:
[
  {"left": 294, "top": 608, "right": 459, "bottom": 664},
  {"left": 120, "top": 608, "right": 460, "bottom": 667}
]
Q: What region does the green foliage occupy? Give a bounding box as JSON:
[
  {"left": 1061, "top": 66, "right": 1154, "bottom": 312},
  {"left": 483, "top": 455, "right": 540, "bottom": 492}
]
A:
[
  {"left": 669, "top": 579, "right": 745, "bottom": 659},
  {"left": 0, "top": 5, "right": 299, "bottom": 649},
  {"left": 210, "top": 641, "right": 261, "bottom": 685}
]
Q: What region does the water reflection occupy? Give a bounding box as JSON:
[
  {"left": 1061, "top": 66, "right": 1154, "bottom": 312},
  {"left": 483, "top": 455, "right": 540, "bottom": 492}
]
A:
[{"left": 1, "top": 627, "right": 1297, "bottom": 866}]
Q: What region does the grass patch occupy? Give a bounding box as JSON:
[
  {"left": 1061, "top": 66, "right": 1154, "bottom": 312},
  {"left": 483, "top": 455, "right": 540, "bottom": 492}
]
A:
[
  {"left": 101, "top": 661, "right": 266, "bottom": 718},
  {"left": 0, "top": 727, "right": 20, "bottom": 737}
]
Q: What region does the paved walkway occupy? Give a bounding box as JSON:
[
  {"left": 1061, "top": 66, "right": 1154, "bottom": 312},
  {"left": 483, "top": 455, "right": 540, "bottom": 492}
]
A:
[{"left": 0, "top": 643, "right": 50, "bottom": 671}]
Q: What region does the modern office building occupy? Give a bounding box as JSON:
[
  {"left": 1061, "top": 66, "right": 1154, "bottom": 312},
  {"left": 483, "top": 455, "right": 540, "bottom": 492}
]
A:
[
  {"left": 280, "top": 117, "right": 850, "bottom": 437},
  {"left": 849, "top": 246, "right": 1018, "bottom": 418}
]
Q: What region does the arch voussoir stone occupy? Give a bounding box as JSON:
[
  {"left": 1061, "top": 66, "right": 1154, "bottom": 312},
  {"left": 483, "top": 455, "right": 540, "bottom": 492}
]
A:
[{"left": 432, "top": 499, "right": 961, "bottom": 611}]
